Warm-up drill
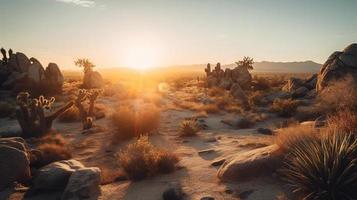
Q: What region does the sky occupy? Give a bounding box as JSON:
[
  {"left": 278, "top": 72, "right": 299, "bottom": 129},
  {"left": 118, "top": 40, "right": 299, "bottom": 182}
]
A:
[{"left": 0, "top": 0, "right": 357, "bottom": 70}]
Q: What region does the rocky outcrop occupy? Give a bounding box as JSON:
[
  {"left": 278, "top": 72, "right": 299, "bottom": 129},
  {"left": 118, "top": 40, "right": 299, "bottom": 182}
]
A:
[
  {"left": 83, "top": 71, "right": 103, "bottom": 89},
  {"left": 281, "top": 74, "right": 318, "bottom": 99},
  {"left": 317, "top": 43, "right": 357, "bottom": 91},
  {"left": 31, "top": 159, "right": 101, "bottom": 199},
  {"left": 0, "top": 49, "right": 64, "bottom": 94},
  {"left": 0, "top": 137, "right": 31, "bottom": 190},
  {"left": 217, "top": 145, "right": 282, "bottom": 182}
]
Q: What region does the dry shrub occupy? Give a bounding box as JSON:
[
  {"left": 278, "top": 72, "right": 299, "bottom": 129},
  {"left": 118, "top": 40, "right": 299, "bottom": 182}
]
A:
[
  {"left": 326, "top": 110, "right": 357, "bottom": 134},
  {"left": 317, "top": 76, "right": 357, "bottom": 112},
  {"left": 208, "top": 87, "right": 226, "bottom": 97},
  {"left": 112, "top": 105, "right": 160, "bottom": 142},
  {"left": 252, "top": 76, "right": 271, "bottom": 91},
  {"left": 275, "top": 124, "right": 319, "bottom": 153},
  {"left": 118, "top": 135, "right": 178, "bottom": 181},
  {"left": 58, "top": 106, "right": 80, "bottom": 122},
  {"left": 32, "top": 134, "right": 72, "bottom": 167},
  {"left": 0, "top": 101, "right": 15, "bottom": 118},
  {"left": 179, "top": 119, "right": 199, "bottom": 137},
  {"left": 248, "top": 91, "right": 266, "bottom": 107},
  {"left": 294, "top": 105, "right": 323, "bottom": 122},
  {"left": 271, "top": 99, "right": 299, "bottom": 117}
]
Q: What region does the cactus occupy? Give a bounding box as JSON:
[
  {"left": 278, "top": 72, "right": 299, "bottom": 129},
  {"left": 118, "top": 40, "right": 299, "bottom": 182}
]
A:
[
  {"left": 205, "top": 63, "right": 211, "bottom": 76},
  {"left": 74, "top": 89, "right": 101, "bottom": 130},
  {"left": 16, "top": 92, "right": 74, "bottom": 138},
  {"left": 1, "top": 48, "right": 7, "bottom": 63}
]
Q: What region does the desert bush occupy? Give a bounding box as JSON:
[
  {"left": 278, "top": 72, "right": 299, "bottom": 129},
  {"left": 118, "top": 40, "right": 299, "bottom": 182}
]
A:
[
  {"left": 252, "top": 76, "right": 271, "bottom": 91},
  {"left": 281, "top": 132, "right": 357, "bottom": 199},
  {"left": 275, "top": 124, "right": 319, "bottom": 153},
  {"left": 118, "top": 135, "right": 178, "bottom": 181},
  {"left": 32, "top": 134, "right": 72, "bottom": 167},
  {"left": 317, "top": 76, "right": 357, "bottom": 112},
  {"left": 0, "top": 101, "right": 15, "bottom": 118},
  {"left": 58, "top": 106, "right": 80, "bottom": 122},
  {"left": 326, "top": 110, "right": 357, "bottom": 134},
  {"left": 179, "top": 119, "right": 199, "bottom": 137},
  {"left": 271, "top": 99, "right": 299, "bottom": 117},
  {"left": 112, "top": 105, "right": 160, "bottom": 142}
]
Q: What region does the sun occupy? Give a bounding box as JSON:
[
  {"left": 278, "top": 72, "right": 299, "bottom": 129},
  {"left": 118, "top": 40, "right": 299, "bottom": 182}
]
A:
[{"left": 122, "top": 45, "right": 161, "bottom": 71}]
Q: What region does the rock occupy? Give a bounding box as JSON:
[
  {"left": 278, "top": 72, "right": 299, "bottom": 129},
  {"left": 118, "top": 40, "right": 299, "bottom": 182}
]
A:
[
  {"left": 211, "top": 158, "right": 226, "bottom": 167},
  {"left": 32, "top": 159, "right": 84, "bottom": 190},
  {"left": 231, "top": 67, "right": 252, "bottom": 89},
  {"left": 206, "top": 76, "right": 218, "bottom": 88},
  {"left": 15, "top": 53, "right": 31, "bottom": 73},
  {"left": 218, "top": 78, "right": 232, "bottom": 90},
  {"left": 61, "top": 167, "right": 101, "bottom": 200},
  {"left": 305, "top": 74, "right": 317, "bottom": 90},
  {"left": 163, "top": 183, "right": 184, "bottom": 200},
  {"left": 45, "top": 62, "right": 64, "bottom": 91},
  {"left": 282, "top": 77, "right": 303, "bottom": 92},
  {"left": 292, "top": 86, "right": 309, "bottom": 98},
  {"left": 317, "top": 43, "right": 357, "bottom": 91},
  {"left": 256, "top": 128, "right": 273, "bottom": 135},
  {"left": 230, "top": 83, "right": 248, "bottom": 106},
  {"left": 0, "top": 137, "right": 31, "bottom": 190},
  {"left": 83, "top": 71, "right": 103, "bottom": 88},
  {"left": 27, "top": 60, "right": 45, "bottom": 83},
  {"left": 1, "top": 72, "right": 27, "bottom": 88},
  {"left": 217, "top": 145, "right": 282, "bottom": 182},
  {"left": 263, "top": 91, "right": 290, "bottom": 103},
  {"left": 305, "top": 89, "right": 317, "bottom": 99}
]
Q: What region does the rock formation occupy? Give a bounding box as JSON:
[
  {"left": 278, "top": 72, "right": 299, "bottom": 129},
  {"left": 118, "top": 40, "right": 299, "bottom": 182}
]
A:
[
  {"left": 317, "top": 43, "right": 357, "bottom": 91},
  {"left": 0, "top": 48, "right": 64, "bottom": 94}
]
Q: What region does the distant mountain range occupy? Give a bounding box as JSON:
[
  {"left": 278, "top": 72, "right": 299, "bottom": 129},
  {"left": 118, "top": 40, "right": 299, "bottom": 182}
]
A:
[{"left": 161, "top": 61, "right": 322, "bottom": 74}]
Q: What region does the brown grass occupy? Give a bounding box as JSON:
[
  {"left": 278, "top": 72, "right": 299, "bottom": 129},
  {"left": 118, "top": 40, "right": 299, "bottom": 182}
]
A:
[
  {"left": 117, "top": 135, "right": 178, "bottom": 181},
  {"left": 32, "top": 134, "right": 72, "bottom": 167},
  {"left": 326, "top": 110, "right": 357, "bottom": 134},
  {"left": 179, "top": 119, "right": 199, "bottom": 137},
  {"left": 271, "top": 98, "right": 299, "bottom": 117},
  {"left": 111, "top": 105, "right": 160, "bottom": 143}
]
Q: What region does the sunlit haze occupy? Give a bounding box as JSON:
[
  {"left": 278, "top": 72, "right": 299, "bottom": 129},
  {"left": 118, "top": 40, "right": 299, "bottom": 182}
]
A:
[{"left": 1, "top": 0, "right": 357, "bottom": 70}]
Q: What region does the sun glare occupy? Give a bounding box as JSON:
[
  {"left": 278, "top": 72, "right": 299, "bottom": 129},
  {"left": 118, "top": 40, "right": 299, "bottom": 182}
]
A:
[{"left": 122, "top": 45, "right": 161, "bottom": 71}]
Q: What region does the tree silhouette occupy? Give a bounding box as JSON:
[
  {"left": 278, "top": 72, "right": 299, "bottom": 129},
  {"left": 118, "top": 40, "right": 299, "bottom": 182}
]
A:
[
  {"left": 74, "top": 58, "right": 95, "bottom": 73},
  {"left": 235, "top": 56, "right": 254, "bottom": 70}
]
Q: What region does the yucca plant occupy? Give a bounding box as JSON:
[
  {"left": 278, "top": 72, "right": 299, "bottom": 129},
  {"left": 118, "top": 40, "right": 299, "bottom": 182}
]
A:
[
  {"left": 179, "top": 119, "right": 199, "bottom": 137},
  {"left": 281, "top": 132, "right": 357, "bottom": 200}
]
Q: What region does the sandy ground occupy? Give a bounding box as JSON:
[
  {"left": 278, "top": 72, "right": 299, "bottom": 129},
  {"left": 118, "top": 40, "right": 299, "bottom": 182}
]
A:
[{"left": 0, "top": 83, "right": 292, "bottom": 200}]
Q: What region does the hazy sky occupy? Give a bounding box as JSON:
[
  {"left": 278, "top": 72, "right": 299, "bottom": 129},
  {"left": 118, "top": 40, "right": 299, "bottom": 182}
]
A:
[{"left": 1, "top": 0, "right": 356, "bottom": 69}]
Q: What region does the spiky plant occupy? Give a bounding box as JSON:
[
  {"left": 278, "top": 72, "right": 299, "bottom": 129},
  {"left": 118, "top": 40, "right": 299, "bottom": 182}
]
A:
[
  {"left": 281, "top": 132, "right": 357, "bottom": 200},
  {"left": 179, "top": 119, "right": 199, "bottom": 137}
]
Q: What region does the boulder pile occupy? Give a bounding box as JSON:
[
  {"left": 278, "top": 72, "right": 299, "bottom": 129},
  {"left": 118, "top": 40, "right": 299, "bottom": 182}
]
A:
[
  {"left": 205, "top": 63, "right": 251, "bottom": 105},
  {"left": 0, "top": 48, "right": 64, "bottom": 94},
  {"left": 282, "top": 74, "right": 317, "bottom": 99}
]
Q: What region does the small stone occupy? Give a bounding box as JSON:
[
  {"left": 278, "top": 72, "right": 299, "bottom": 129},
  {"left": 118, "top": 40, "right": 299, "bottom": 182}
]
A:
[{"left": 211, "top": 158, "right": 226, "bottom": 167}]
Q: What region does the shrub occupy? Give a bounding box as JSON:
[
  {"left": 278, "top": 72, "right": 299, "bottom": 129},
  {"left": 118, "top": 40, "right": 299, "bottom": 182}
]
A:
[
  {"left": 252, "top": 76, "right": 271, "bottom": 91},
  {"left": 118, "top": 135, "right": 178, "bottom": 181},
  {"left": 281, "top": 132, "right": 357, "bottom": 199},
  {"left": 271, "top": 99, "right": 299, "bottom": 117},
  {"left": 32, "top": 134, "right": 72, "bottom": 167},
  {"left": 179, "top": 120, "right": 199, "bottom": 137},
  {"left": 326, "top": 110, "right": 357, "bottom": 134},
  {"left": 112, "top": 105, "right": 160, "bottom": 142},
  {"left": 58, "top": 106, "right": 80, "bottom": 122},
  {"left": 236, "top": 117, "right": 255, "bottom": 129},
  {"left": 0, "top": 101, "right": 15, "bottom": 118}
]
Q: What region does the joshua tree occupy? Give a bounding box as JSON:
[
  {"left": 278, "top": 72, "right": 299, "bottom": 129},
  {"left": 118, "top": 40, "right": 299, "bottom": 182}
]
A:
[
  {"left": 16, "top": 92, "right": 74, "bottom": 138},
  {"left": 1, "top": 48, "right": 7, "bottom": 63},
  {"left": 236, "top": 56, "right": 254, "bottom": 70},
  {"left": 74, "top": 58, "right": 95, "bottom": 74},
  {"left": 8, "top": 49, "right": 13, "bottom": 57},
  {"left": 74, "top": 89, "right": 101, "bottom": 130}
]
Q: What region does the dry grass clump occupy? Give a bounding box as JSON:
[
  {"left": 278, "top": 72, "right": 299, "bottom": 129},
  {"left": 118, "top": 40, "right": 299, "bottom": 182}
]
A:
[
  {"left": 112, "top": 105, "right": 160, "bottom": 143},
  {"left": 281, "top": 132, "right": 357, "bottom": 199},
  {"left": 271, "top": 98, "right": 299, "bottom": 117},
  {"left": 179, "top": 119, "right": 199, "bottom": 137},
  {"left": 32, "top": 134, "right": 72, "bottom": 167},
  {"left": 275, "top": 124, "right": 319, "bottom": 153},
  {"left": 118, "top": 135, "right": 178, "bottom": 181},
  {"left": 0, "top": 101, "right": 15, "bottom": 118},
  {"left": 317, "top": 76, "right": 357, "bottom": 112},
  {"left": 326, "top": 110, "right": 357, "bottom": 134}
]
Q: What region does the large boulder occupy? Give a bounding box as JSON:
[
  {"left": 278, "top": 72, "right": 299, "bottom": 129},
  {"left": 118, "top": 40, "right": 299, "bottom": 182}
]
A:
[
  {"left": 282, "top": 77, "right": 303, "bottom": 92},
  {"left": 83, "top": 71, "right": 103, "bottom": 89},
  {"left": 1, "top": 72, "right": 27, "bottom": 88},
  {"left": 230, "top": 83, "right": 248, "bottom": 106},
  {"left": 217, "top": 145, "right": 282, "bottom": 182},
  {"left": 0, "top": 137, "right": 31, "bottom": 190},
  {"left": 61, "top": 167, "right": 101, "bottom": 200},
  {"left": 32, "top": 159, "right": 85, "bottom": 190},
  {"left": 231, "top": 67, "right": 252, "bottom": 89},
  {"left": 304, "top": 74, "right": 318, "bottom": 90},
  {"left": 218, "top": 78, "right": 233, "bottom": 90},
  {"left": 28, "top": 60, "right": 45, "bottom": 83},
  {"left": 8, "top": 52, "right": 31, "bottom": 73},
  {"left": 45, "top": 62, "right": 64, "bottom": 91},
  {"left": 317, "top": 43, "right": 357, "bottom": 91}
]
